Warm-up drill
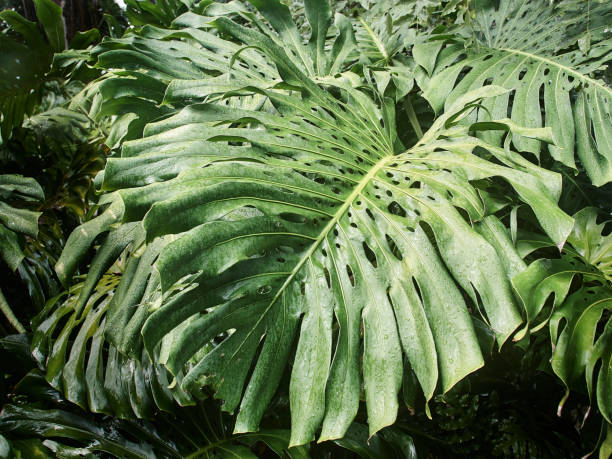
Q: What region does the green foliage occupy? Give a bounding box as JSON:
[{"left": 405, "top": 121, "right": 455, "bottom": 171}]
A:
[
  {"left": 0, "top": 366, "right": 308, "bottom": 458},
  {"left": 513, "top": 207, "right": 612, "bottom": 428},
  {"left": 414, "top": 0, "right": 612, "bottom": 185},
  {"left": 0, "top": 175, "right": 43, "bottom": 333},
  {"left": 46, "top": 0, "right": 595, "bottom": 447},
  {"left": 0, "top": 335, "right": 376, "bottom": 458},
  {"left": 0, "top": 0, "right": 67, "bottom": 141},
  {"left": 125, "top": 0, "right": 209, "bottom": 27},
  {"left": 396, "top": 339, "right": 595, "bottom": 457},
  {"left": 0, "top": 175, "right": 43, "bottom": 273},
  {"left": 0, "top": 0, "right": 105, "bottom": 337},
  {"left": 1, "top": 0, "right": 611, "bottom": 457}
]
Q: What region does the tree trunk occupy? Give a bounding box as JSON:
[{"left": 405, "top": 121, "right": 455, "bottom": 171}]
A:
[
  {"left": 62, "top": 0, "right": 101, "bottom": 44},
  {"left": 20, "top": 0, "right": 36, "bottom": 21},
  {"left": 20, "top": 0, "right": 102, "bottom": 45}
]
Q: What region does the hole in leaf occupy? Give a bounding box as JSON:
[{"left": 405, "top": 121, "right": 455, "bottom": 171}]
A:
[
  {"left": 594, "top": 309, "right": 610, "bottom": 342},
  {"left": 387, "top": 201, "right": 406, "bottom": 217},
  {"left": 386, "top": 234, "right": 403, "bottom": 260},
  {"left": 470, "top": 283, "right": 489, "bottom": 324},
  {"left": 346, "top": 265, "right": 355, "bottom": 286},
  {"left": 323, "top": 268, "right": 331, "bottom": 288},
  {"left": 553, "top": 317, "right": 568, "bottom": 344},
  {"left": 412, "top": 278, "right": 423, "bottom": 303},
  {"left": 279, "top": 213, "right": 306, "bottom": 223},
  {"left": 362, "top": 242, "right": 378, "bottom": 268}
]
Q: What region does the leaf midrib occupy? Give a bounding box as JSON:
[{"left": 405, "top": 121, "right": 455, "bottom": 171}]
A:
[
  {"left": 266, "top": 155, "right": 392, "bottom": 308},
  {"left": 224, "top": 154, "right": 392, "bottom": 364},
  {"left": 358, "top": 17, "right": 388, "bottom": 63},
  {"left": 497, "top": 47, "right": 612, "bottom": 96}
]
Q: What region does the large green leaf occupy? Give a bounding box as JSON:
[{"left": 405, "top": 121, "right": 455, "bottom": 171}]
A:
[
  {"left": 513, "top": 207, "right": 612, "bottom": 430},
  {"left": 0, "top": 405, "right": 157, "bottom": 459},
  {"left": 0, "top": 11, "right": 52, "bottom": 141},
  {"left": 33, "top": 230, "right": 195, "bottom": 419},
  {"left": 413, "top": 0, "right": 612, "bottom": 185},
  {"left": 0, "top": 175, "right": 43, "bottom": 333},
  {"left": 567, "top": 207, "right": 612, "bottom": 282},
  {"left": 74, "top": 0, "right": 357, "bottom": 148},
  {"left": 550, "top": 286, "right": 611, "bottom": 424},
  {"left": 50, "top": 1, "right": 575, "bottom": 447},
  {"left": 0, "top": 362, "right": 309, "bottom": 458}
]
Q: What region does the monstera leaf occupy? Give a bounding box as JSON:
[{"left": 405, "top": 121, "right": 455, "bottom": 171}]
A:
[
  {"left": 0, "top": 175, "right": 43, "bottom": 272},
  {"left": 413, "top": 0, "right": 612, "bottom": 185},
  {"left": 0, "top": 369, "right": 309, "bottom": 459},
  {"left": 45, "top": 0, "right": 579, "bottom": 446},
  {"left": 0, "top": 0, "right": 66, "bottom": 141},
  {"left": 0, "top": 175, "right": 43, "bottom": 333},
  {"left": 72, "top": 0, "right": 356, "bottom": 150},
  {"left": 514, "top": 207, "right": 612, "bottom": 428}
]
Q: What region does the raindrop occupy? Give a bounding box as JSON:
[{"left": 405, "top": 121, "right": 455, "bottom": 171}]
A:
[{"left": 257, "top": 285, "right": 272, "bottom": 295}]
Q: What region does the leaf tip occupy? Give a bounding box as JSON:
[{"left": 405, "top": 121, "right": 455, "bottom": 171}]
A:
[{"left": 557, "top": 389, "right": 570, "bottom": 417}]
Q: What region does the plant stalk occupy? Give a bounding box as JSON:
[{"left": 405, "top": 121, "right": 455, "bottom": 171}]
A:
[
  {"left": 403, "top": 96, "right": 423, "bottom": 139},
  {"left": 0, "top": 287, "right": 26, "bottom": 333}
]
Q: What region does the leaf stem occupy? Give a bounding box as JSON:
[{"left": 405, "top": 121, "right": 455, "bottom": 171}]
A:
[
  {"left": 184, "top": 436, "right": 235, "bottom": 459},
  {"left": 403, "top": 96, "right": 423, "bottom": 139},
  {"left": 0, "top": 287, "right": 25, "bottom": 333}
]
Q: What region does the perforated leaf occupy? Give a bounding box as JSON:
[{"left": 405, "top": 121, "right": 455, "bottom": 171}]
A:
[
  {"left": 51, "top": 2, "right": 576, "bottom": 447},
  {"left": 34, "top": 226, "right": 194, "bottom": 419},
  {"left": 513, "top": 207, "right": 612, "bottom": 425},
  {"left": 0, "top": 10, "right": 53, "bottom": 141},
  {"left": 550, "top": 286, "right": 611, "bottom": 424},
  {"left": 414, "top": 0, "right": 612, "bottom": 185},
  {"left": 0, "top": 175, "right": 43, "bottom": 271}
]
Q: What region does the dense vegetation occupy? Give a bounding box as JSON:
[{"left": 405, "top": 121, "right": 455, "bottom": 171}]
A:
[{"left": 0, "top": 0, "right": 611, "bottom": 457}]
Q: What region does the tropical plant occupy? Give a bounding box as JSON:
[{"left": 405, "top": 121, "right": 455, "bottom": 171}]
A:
[
  {"left": 1, "top": 0, "right": 611, "bottom": 457},
  {"left": 0, "top": 0, "right": 70, "bottom": 141},
  {"left": 414, "top": 0, "right": 612, "bottom": 185},
  {"left": 0, "top": 175, "right": 43, "bottom": 333},
  {"left": 0, "top": 0, "right": 108, "bottom": 330}
]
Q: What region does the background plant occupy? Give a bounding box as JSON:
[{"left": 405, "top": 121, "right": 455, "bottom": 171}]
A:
[{"left": 0, "top": 0, "right": 611, "bottom": 458}]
